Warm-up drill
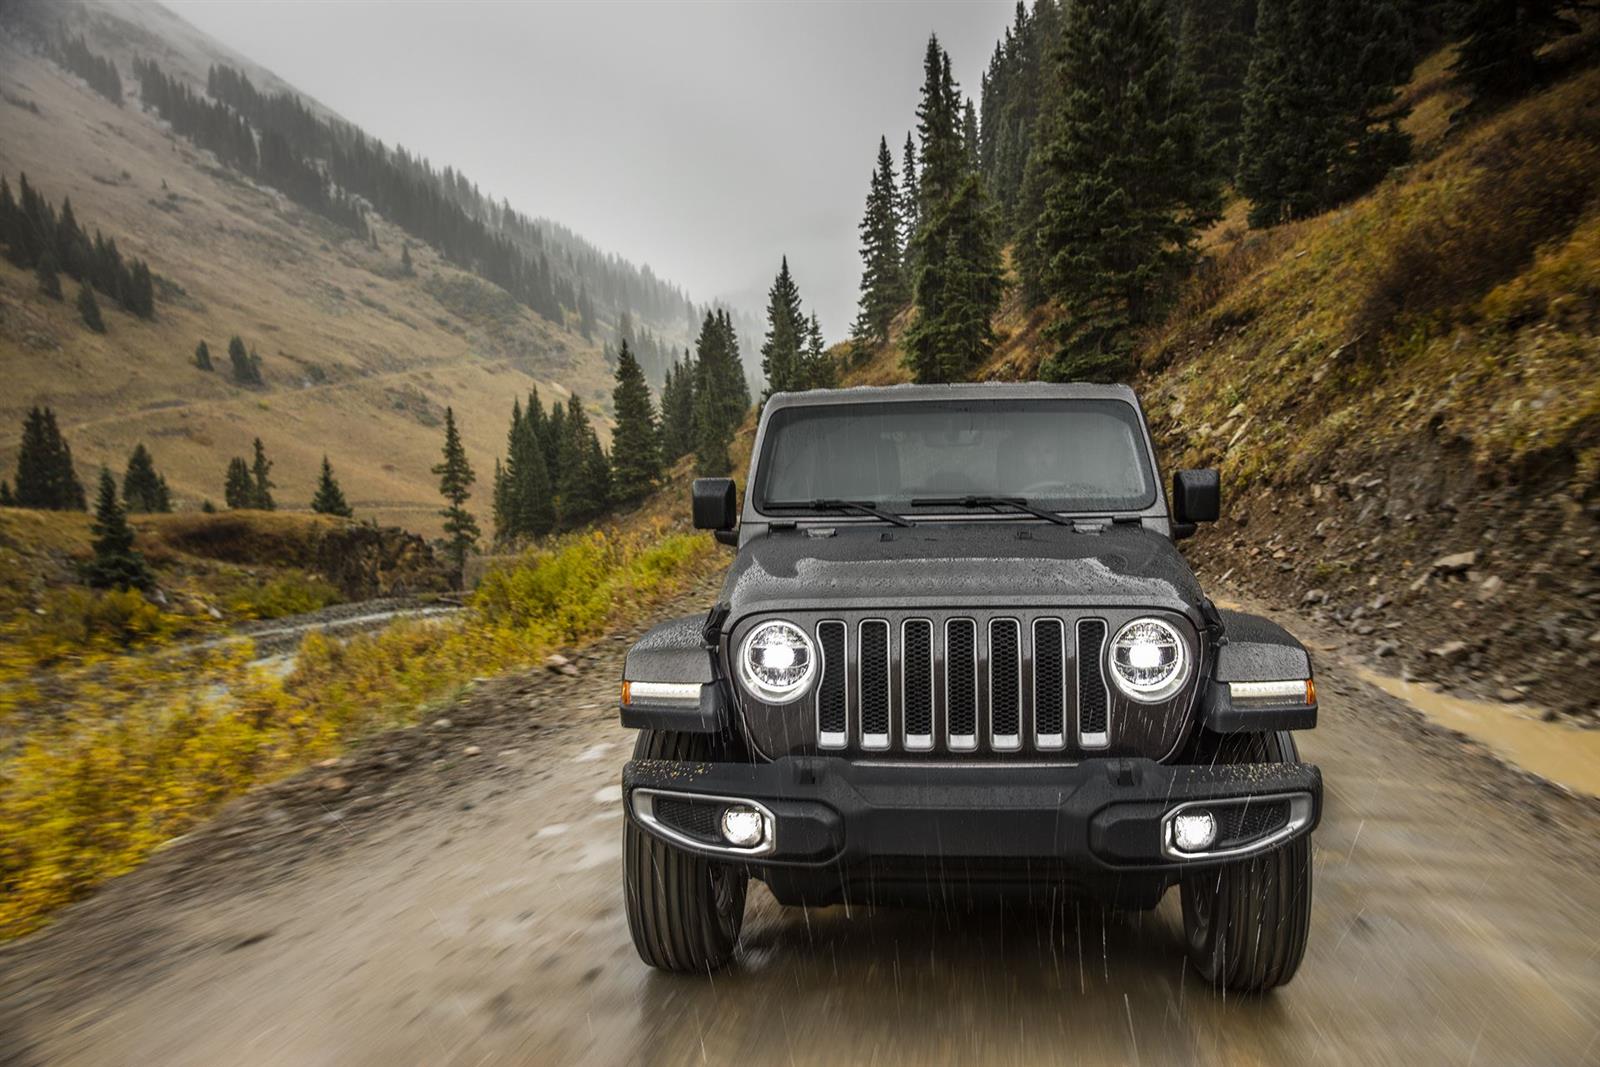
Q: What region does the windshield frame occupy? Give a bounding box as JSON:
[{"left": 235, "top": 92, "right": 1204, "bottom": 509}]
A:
[{"left": 747, "top": 392, "right": 1164, "bottom": 524}]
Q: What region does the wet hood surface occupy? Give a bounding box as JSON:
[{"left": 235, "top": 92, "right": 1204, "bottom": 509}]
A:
[{"left": 721, "top": 523, "right": 1206, "bottom": 621}]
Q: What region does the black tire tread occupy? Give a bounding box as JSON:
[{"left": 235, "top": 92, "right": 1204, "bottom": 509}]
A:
[
  {"left": 623, "top": 729, "right": 747, "bottom": 973},
  {"left": 1181, "top": 730, "right": 1313, "bottom": 993}
]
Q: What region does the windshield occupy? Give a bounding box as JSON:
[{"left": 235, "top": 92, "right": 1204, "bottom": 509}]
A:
[{"left": 754, "top": 398, "right": 1157, "bottom": 515}]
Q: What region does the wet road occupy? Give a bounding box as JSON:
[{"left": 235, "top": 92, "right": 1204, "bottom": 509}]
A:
[{"left": 3, "top": 595, "right": 1598, "bottom": 1066}]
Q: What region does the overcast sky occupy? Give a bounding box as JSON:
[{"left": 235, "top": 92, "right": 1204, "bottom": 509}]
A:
[{"left": 160, "top": 0, "right": 1017, "bottom": 342}]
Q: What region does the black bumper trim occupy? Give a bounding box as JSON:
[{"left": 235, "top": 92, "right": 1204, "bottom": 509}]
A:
[{"left": 622, "top": 755, "right": 1321, "bottom": 873}]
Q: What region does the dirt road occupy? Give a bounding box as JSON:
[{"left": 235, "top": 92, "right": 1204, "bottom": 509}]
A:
[{"left": 4, "top": 577, "right": 1598, "bottom": 1066}]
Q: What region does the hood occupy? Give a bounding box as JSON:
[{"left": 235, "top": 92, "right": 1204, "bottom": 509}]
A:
[{"left": 721, "top": 523, "right": 1206, "bottom": 622}]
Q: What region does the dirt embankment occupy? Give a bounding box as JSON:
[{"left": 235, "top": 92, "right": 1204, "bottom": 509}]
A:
[
  {"left": 150, "top": 512, "right": 451, "bottom": 599},
  {"left": 1182, "top": 439, "right": 1599, "bottom": 723}
]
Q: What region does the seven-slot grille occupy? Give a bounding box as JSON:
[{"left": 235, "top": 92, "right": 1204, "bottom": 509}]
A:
[{"left": 815, "top": 614, "right": 1112, "bottom": 756}]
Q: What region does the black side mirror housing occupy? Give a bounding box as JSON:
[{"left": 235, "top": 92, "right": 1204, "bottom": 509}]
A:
[
  {"left": 692, "top": 478, "right": 738, "bottom": 543},
  {"left": 1172, "top": 468, "right": 1221, "bottom": 540}
]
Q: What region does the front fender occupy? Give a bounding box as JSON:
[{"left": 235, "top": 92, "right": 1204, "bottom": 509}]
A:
[
  {"left": 619, "top": 612, "right": 729, "bottom": 733},
  {"left": 1201, "top": 610, "right": 1318, "bottom": 733}
]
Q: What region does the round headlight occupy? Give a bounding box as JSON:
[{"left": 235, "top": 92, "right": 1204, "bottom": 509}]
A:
[
  {"left": 738, "top": 620, "right": 816, "bottom": 703},
  {"left": 1108, "top": 617, "right": 1190, "bottom": 703}
]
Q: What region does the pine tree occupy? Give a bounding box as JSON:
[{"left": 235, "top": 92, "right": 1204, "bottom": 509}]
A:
[
  {"left": 660, "top": 351, "right": 697, "bottom": 460},
  {"left": 228, "top": 334, "right": 263, "bottom": 385},
  {"left": 691, "top": 311, "right": 748, "bottom": 477},
  {"left": 903, "top": 38, "right": 1003, "bottom": 385},
  {"left": 194, "top": 339, "right": 213, "bottom": 370},
  {"left": 122, "top": 443, "right": 171, "bottom": 513},
  {"left": 36, "top": 252, "right": 62, "bottom": 300},
  {"left": 760, "top": 257, "right": 807, "bottom": 395},
  {"left": 801, "top": 312, "right": 837, "bottom": 390},
  {"left": 507, "top": 392, "right": 555, "bottom": 539},
  {"left": 399, "top": 242, "right": 414, "bottom": 275},
  {"left": 1031, "top": 0, "right": 1218, "bottom": 382},
  {"left": 962, "top": 98, "right": 980, "bottom": 173},
  {"left": 432, "top": 407, "right": 479, "bottom": 586},
  {"left": 554, "top": 399, "right": 609, "bottom": 526},
  {"left": 224, "top": 456, "right": 253, "bottom": 508},
  {"left": 852, "top": 136, "right": 908, "bottom": 347},
  {"left": 899, "top": 132, "right": 920, "bottom": 260},
  {"left": 1239, "top": 0, "right": 1414, "bottom": 228},
  {"left": 916, "top": 37, "right": 967, "bottom": 215},
  {"left": 249, "top": 438, "right": 275, "bottom": 510},
  {"left": 610, "top": 340, "right": 662, "bottom": 505},
  {"left": 0, "top": 481, "right": 13, "bottom": 507},
  {"left": 1177, "top": 0, "right": 1258, "bottom": 182},
  {"left": 13, "top": 406, "right": 86, "bottom": 510},
  {"left": 310, "top": 455, "right": 353, "bottom": 516},
  {"left": 77, "top": 282, "right": 104, "bottom": 333},
  {"left": 1451, "top": 0, "right": 1579, "bottom": 107},
  {"left": 904, "top": 176, "right": 1004, "bottom": 383},
  {"left": 84, "top": 468, "right": 152, "bottom": 591}
]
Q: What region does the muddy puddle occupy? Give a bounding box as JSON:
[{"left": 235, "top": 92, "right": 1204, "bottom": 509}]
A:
[{"left": 1356, "top": 667, "right": 1600, "bottom": 796}]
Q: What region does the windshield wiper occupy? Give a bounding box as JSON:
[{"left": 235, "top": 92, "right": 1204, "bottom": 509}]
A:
[
  {"left": 911, "top": 495, "right": 1073, "bottom": 527},
  {"left": 765, "top": 498, "right": 915, "bottom": 527}
]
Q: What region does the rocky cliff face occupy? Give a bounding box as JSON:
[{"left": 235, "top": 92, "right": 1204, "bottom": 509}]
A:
[{"left": 151, "top": 513, "right": 450, "bottom": 599}]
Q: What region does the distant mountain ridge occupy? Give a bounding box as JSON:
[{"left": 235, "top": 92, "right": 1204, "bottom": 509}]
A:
[{"left": 0, "top": 0, "right": 743, "bottom": 535}]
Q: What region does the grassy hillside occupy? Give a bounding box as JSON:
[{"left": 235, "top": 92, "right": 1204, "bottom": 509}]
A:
[
  {"left": 841, "top": 43, "right": 1600, "bottom": 720},
  {"left": 0, "top": 10, "right": 617, "bottom": 538}
]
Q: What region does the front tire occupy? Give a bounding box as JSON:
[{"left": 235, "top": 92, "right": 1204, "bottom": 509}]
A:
[
  {"left": 1179, "top": 731, "right": 1313, "bottom": 992},
  {"left": 623, "top": 729, "right": 749, "bottom": 973}
]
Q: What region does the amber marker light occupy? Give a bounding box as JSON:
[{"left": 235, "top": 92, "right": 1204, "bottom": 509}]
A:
[
  {"left": 1306, "top": 678, "right": 1317, "bottom": 705},
  {"left": 620, "top": 680, "right": 632, "bottom": 705}
]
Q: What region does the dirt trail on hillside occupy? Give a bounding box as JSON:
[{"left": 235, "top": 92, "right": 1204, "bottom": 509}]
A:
[{"left": 3, "top": 578, "right": 1598, "bottom": 1067}]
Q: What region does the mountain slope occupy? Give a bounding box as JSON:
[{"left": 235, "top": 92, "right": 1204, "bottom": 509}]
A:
[
  {"left": 840, "top": 42, "right": 1600, "bottom": 720},
  {"left": 0, "top": 0, "right": 697, "bottom": 536}
]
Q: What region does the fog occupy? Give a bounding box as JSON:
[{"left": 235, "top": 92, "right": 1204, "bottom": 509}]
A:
[{"left": 160, "top": 0, "right": 1017, "bottom": 342}]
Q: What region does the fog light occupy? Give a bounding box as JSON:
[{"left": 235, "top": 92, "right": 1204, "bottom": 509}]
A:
[
  {"left": 1172, "top": 810, "right": 1218, "bottom": 852},
  {"left": 719, "top": 806, "right": 765, "bottom": 848}
]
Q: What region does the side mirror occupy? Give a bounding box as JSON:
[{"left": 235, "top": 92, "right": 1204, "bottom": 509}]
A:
[
  {"left": 1171, "top": 468, "right": 1220, "bottom": 540},
  {"left": 692, "top": 478, "right": 737, "bottom": 542}
]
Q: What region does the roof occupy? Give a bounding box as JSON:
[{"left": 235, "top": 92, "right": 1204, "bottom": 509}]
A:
[{"left": 762, "top": 381, "right": 1141, "bottom": 410}]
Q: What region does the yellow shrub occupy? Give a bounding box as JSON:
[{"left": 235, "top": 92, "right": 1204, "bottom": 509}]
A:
[
  {"left": 224, "top": 573, "right": 343, "bottom": 620},
  {"left": 0, "top": 519, "right": 718, "bottom": 938}
]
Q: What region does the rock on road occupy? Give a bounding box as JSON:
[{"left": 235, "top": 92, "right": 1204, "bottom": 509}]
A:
[{"left": 3, "top": 576, "right": 1598, "bottom": 1066}]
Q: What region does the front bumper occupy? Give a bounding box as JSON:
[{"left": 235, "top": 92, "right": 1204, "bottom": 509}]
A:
[{"left": 623, "top": 755, "right": 1321, "bottom": 875}]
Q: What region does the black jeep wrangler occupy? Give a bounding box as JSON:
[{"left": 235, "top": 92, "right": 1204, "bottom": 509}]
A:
[{"left": 618, "top": 383, "right": 1320, "bottom": 991}]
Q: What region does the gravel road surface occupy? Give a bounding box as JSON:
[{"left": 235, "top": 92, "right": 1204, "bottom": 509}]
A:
[{"left": 3, "top": 576, "right": 1597, "bottom": 1066}]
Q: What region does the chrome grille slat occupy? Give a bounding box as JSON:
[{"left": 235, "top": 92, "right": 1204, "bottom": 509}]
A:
[
  {"left": 859, "top": 619, "right": 891, "bottom": 750},
  {"left": 1077, "top": 618, "right": 1109, "bottom": 749},
  {"left": 902, "top": 619, "right": 934, "bottom": 751},
  {"left": 946, "top": 618, "right": 978, "bottom": 751},
  {"left": 1034, "top": 618, "right": 1066, "bottom": 750},
  {"left": 816, "top": 620, "right": 847, "bottom": 749},
  {"left": 989, "top": 619, "right": 1022, "bottom": 751}
]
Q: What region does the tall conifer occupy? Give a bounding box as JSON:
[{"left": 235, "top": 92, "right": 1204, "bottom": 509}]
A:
[
  {"left": 310, "top": 455, "right": 352, "bottom": 516},
  {"left": 1032, "top": 0, "right": 1218, "bottom": 381},
  {"left": 852, "top": 136, "right": 908, "bottom": 347},
  {"left": 84, "top": 468, "right": 152, "bottom": 591},
  {"left": 249, "top": 438, "right": 275, "bottom": 510},
  {"left": 1239, "top": 0, "right": 1413, "bottom": 227},
  {"left": 122, "top": 443, "right": 171, "bottom": 513},
  {"left": 760, "top": 257, "right": 807, "bottom": 395},
  {"left": 432, "top": 407, "right": 479, "bottom": 586},
  {"left": 610, "top": 341, "right": 662, "bottom": 505},
  {"left": 224, "top": 457, "right": 253, "bottom": 508},
  {"left": 13, "top": 407, "right": 85, "bottom": 510}
]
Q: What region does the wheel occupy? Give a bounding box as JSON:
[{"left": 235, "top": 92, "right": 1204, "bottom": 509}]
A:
[
  {"left": 623, "top": 729, "right": 749, "bottom": 973},
  {"left": 1179, "top": 731, "right": 1313, "bottom": 992}
]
